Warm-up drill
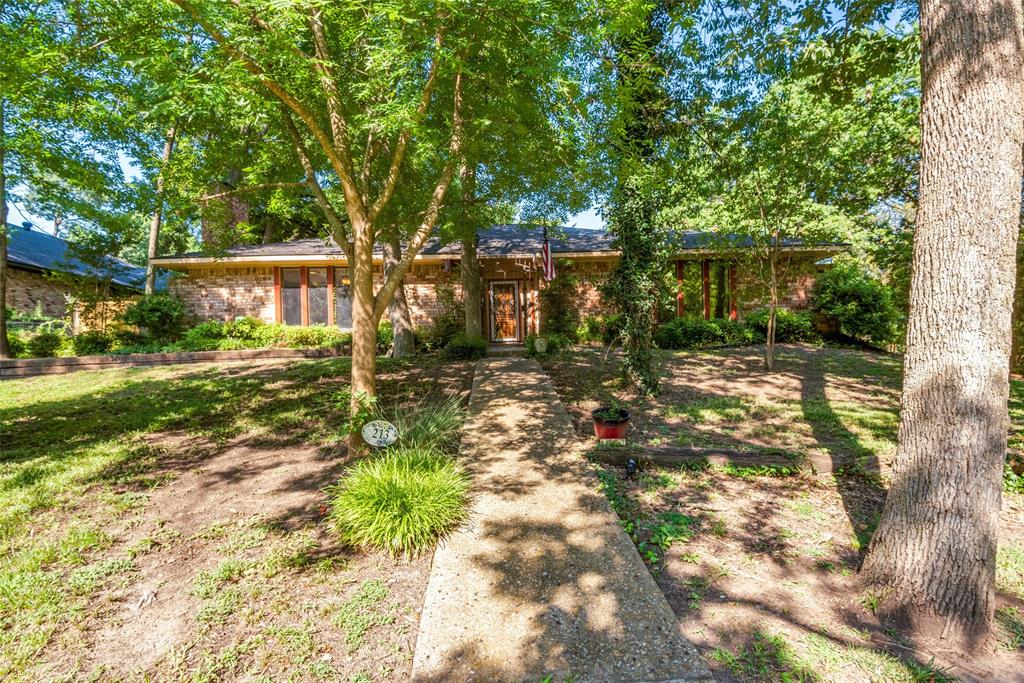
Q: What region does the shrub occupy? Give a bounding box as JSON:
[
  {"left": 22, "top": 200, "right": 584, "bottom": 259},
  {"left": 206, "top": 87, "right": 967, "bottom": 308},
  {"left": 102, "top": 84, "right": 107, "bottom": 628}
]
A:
[
  {"left": 420, "top": 284, "right": 462, "bottom": 350},
  {"left": 601, "top": 313, "right": 625, "bottom": 345},
  {"left": 539, "top": 273, "right": 580, "bottom": 340},
  {"left": 811, "top": 263, "right": 900, "bottom": 348},
  {"left": 654, "top": 317, "right": 760, "bottom": 350},
  {"left": 121, "top": 294, "right": 187, "bottom": 341},
  {"left": 281, "top": 325, "right": 351, "bottom": 349},
  {"left": 744, "top": 308, "right": 818, "bottom": 344},
  {"left": 443, "top": 333, "right": 487, "bottom": 360},
  {"left": 376, "top": 320, "right": 394, "bottom": 350},
  {"left": 526, "top": 332, "right": 572, "bottom": 356},
  {"left": 6, "top": 331, "right": 27, "bottom": 358},
  {"left": 188, "top": 320, "right": 228, "bottom": 340},
  {"left": 71, "top": 331, "right": 113, "bottom": 356},
  {"left": 576, "top": 316, "right": 604, "bottom": 343},
  {"left": 27, "top": 331, "right": 65, "bottom": 358},
  {"left": 224, "top": 316, "right": 264, "bottom": 340},
  {"left": 329, "top": 447, "right": 470, "bottom": 557}
]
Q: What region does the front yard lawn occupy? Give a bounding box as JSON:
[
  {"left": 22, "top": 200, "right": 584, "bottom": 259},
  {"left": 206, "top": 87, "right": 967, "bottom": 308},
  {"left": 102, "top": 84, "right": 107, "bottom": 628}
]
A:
[
  {"left": 0, "top": 356, "right": 473, "bottom": 682},
  {"left": 545, "top": 344, "right": 1024, "bottom": 682}
]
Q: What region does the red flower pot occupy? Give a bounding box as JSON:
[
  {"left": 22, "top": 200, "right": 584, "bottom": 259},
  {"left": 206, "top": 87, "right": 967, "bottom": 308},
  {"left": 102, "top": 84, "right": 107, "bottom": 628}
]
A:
[{"left": 592, "top": 408, "right": 630, "bottom": 440}]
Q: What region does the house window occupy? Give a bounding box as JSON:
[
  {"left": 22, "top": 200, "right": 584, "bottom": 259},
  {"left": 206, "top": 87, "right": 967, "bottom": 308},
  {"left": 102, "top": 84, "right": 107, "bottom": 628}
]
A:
[
  {"left": 334, "top": 268, "right": 353, "bottom": 330},
  {"left": 276, "top": 266, "right": 354, "bottom": 328},
  {"left": 281, "top": 268, "right": 302, "bottom": 325},
  {"left": 674, "top": 259, "right": 737, "bottom": 321},
  {"left": 307, "top": 268, "right": 329, "bottom": 325}
]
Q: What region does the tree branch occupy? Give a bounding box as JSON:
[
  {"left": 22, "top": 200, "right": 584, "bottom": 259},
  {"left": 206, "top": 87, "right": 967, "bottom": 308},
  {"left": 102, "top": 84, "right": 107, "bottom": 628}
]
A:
[
  {"left": 368, "top": 24, "right": 448, "bottom": 222},
  {"left": 282, "top": 108, "right": 353, "bottom": 261},
  {"left": 199, "top": 182, "right": 304, "bottom": 202},
  {"left": 373, "top": 58, "right": 466, "bottom": 321},
  {"left": 307, "top": 4, "right": 363, "bottom": 213},
  {"left": 168, "top": 0, "right": 362, "bottom": 219}
]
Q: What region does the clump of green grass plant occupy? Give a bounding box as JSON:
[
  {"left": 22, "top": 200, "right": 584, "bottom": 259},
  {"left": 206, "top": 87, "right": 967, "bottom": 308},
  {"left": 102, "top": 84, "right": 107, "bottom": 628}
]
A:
[{"left": 329, "top": 447, "right": 469, "bottom": 558}]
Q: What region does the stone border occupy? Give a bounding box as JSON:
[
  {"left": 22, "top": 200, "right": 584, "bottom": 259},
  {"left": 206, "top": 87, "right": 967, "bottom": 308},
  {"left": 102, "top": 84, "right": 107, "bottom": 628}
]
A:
[{"left": 0, "top": 346, "right": 351, "bottom": 379}]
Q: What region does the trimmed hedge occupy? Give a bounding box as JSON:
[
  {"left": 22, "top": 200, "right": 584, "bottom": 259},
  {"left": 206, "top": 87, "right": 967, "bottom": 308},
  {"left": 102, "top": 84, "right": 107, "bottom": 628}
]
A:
[
  {"left": 443, "top": 333, "right": 487, "bottom": 360},
  {"left": 654, "top": 317, "right": 756, "bottom": 350},
  {"left": 743, "top": 309, "right": 819, "bottom": 344}
]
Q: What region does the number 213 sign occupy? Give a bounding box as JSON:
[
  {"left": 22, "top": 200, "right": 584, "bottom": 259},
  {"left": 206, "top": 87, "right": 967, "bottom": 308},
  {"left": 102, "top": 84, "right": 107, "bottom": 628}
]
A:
[{"left": 361, "top": 420, "right": 399, "bottom": 448}]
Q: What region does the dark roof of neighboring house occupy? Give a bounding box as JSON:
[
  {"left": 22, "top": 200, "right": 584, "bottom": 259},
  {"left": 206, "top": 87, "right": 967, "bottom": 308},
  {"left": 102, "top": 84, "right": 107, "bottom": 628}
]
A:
[
  {"left": 153, "top": 223, "right": 844, "bottom": 264},
  {"left": 7, "top": 226, "right": 163, "bottom": 291}
]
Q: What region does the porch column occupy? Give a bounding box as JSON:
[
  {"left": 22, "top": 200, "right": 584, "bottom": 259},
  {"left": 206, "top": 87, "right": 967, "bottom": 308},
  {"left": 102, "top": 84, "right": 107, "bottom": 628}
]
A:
[
  {"left": 675, "top": 260, "right": 685, "bottom": 317},
  {"left": 701, "top": 259, "right": 711, "bottom": 320}
]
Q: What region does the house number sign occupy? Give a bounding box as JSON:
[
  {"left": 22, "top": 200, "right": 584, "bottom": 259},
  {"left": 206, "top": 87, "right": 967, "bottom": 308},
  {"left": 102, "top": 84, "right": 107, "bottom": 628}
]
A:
[{"left": 361, "top": 420, "right": 399, "bottom": 448}]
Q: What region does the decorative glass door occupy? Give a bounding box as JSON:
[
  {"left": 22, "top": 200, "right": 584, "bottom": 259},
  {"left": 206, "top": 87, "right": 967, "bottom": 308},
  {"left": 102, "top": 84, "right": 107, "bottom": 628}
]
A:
[{"left": 489, "top": 281, "right": 519, "bottom": 342}]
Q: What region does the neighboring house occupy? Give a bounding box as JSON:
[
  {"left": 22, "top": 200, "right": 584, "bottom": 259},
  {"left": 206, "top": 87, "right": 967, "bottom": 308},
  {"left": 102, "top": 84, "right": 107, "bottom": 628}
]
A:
[
  {"left": 6, "top": 225, "right": 160, "bottom": 320},
  {"left": 152, "top": 224, "right": 842, "bottom": 344}
]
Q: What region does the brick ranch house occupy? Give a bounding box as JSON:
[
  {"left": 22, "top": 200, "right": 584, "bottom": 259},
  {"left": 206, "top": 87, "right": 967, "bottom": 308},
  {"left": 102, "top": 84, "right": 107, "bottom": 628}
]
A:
[
  {"left": 151, "top": 224, "right": 842, "bottom": 344},
  {"left": 6, "top": 225, "right": 156, "bottom": 324}
]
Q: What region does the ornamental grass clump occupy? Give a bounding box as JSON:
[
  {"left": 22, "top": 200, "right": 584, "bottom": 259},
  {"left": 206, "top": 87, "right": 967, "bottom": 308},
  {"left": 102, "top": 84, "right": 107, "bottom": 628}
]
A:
[
  {"left": 329, "top": 447, "right": 470, "bottom": 558},
  {"left": 379, "top": 394, "right": 466, "bottom": 453}
]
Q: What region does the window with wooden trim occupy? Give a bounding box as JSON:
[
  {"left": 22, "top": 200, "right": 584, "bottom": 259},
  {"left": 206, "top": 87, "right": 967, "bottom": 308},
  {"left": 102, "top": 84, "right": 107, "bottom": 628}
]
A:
[
  {"left": 334, "top": 268, "right": 353, "bottom": 330},
  {"left": 673, "top": 259, "right": 737, "bottom": 321},
  {"left": 307, "top": 267, "right": 329, "bottom": 325},
  {"left": 275, "top": 266, "right": 353, "bottom": 328},
  {"left": 280, "top": 267, "right": 302, "bottom": 325}
]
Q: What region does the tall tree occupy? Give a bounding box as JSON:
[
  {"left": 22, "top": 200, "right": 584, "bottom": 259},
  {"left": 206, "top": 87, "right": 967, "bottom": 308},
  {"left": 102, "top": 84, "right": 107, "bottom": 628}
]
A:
[
  {"left": 603, "top": 2, "right": 673, "bottom": 394},
  {"left": 861, "top": 0, "right": 1024, "bottom": 648},
  {"left": 129, "top": 0, "right": 591, "bottom": 440},
  {"left": 1, "top": 1, "right": 127, "bottom": 357}
]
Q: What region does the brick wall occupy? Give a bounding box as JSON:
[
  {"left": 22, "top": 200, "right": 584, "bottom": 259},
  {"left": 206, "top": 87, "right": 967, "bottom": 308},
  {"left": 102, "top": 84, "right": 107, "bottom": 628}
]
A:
[
  {"left": 730, "top": 258, "right": 822, "bottom": 314},
  {"left": 170, "top": 266, "right": 276, "bottom": 322},
  {"left": 7, "top": 268, "right": 71, "bottom": 318}
]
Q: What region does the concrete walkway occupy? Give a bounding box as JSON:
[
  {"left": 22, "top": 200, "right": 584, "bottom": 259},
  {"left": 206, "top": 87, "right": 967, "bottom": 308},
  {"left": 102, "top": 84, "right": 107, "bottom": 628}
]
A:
[{"left": 412, "top": 357, "right": 712, "bottom": 682}]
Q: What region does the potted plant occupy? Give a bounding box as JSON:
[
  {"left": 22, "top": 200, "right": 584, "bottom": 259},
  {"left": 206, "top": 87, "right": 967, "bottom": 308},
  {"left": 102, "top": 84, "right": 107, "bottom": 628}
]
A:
[{"left": 592, "top": 402, "right": 630, "bottom": 440}]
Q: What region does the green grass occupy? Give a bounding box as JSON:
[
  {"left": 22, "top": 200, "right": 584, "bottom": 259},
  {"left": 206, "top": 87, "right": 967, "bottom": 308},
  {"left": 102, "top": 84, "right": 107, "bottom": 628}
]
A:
[
  {"left": 0, "top": 357, "right": 392, "bottom": 679},
  {"left": 330, "top": 447, "right": 470, "bottom": 557},
  {"left": 997, "top": 545, "right": 1024, "bottom": 601},
  {"left": 710, "top": 629, "right": 954, "bottom": 683},
  {"left": 334, "top": 579, "right": 395, "bottom": 652},
  {"left": 996, "top": 606, "right": 1024, "bottom": 651}
]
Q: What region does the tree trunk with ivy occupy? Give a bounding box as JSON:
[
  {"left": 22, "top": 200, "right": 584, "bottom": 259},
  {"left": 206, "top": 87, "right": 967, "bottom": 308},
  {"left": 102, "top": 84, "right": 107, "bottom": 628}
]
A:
[
  {"left": 861, "top": 0, "right": 1024, "bottom": 649},
  {"left": 459, "top": 162, "right": 482, "bottom": 338},
  {"left": 605, "top": 4, "right": 669, "bottom": 395}
]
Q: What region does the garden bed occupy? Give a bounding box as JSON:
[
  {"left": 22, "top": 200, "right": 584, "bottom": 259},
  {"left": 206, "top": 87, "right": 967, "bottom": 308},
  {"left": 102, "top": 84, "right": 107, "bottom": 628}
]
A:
[
  {"left": 0, "top": 355, "right": 474, "bottom": 681},
  {"left": 543, "top": 344, "right": 1024, "bottom": 681},
  {"left": 0, "top": 345, "right": 350, "bottom": 378}
]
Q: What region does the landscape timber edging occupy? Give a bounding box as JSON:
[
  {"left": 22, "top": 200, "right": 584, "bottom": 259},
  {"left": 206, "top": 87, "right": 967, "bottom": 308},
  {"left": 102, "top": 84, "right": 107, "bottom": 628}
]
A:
[{"left": 0, "top": 346, "right": 351, "bottom": 379}]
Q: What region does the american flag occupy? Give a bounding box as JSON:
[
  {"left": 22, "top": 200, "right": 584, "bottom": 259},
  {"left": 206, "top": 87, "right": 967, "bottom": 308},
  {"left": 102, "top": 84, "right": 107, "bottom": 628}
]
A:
[{"left": 542, "top": 227, "right": 555, "bottom": 281}]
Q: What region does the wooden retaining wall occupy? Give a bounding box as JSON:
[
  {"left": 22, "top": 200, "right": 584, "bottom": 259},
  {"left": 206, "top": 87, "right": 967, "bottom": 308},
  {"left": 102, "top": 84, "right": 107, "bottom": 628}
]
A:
[{"left": 0, "top": 347, "right": 351, "bottom": 379}]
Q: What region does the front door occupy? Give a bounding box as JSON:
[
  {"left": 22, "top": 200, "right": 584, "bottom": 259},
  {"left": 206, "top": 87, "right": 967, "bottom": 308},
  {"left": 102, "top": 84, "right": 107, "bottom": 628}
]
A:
[{"left": 489, "top": 281, "right": 520, "bottom": 342}]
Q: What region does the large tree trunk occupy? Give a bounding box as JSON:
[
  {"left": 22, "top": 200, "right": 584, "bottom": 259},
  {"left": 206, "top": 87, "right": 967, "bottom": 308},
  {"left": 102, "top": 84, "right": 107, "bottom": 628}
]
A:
[
  {"left": 349, "top": 219, "right": 379, "bottom": 449},
  {"left": 145, "top": 124, "right": 177, "bottom": 295},
  {"left": 1011, "top": 233, "right": 1024, "bottom": 373},
  {"left": 462, "top": 233, "right": 481, "bottom": 337},
  {"left": 862, "top": 0, "right": 1024, "bottom": 650},
  {"left": 0, "top": 99, "right": 9, "bottom": 360},
  {"left": 458, "top": 162, "right": 481, "bottom": 337},
  {"left": 383, "top": 236, "right": 415, "bottom": 358}
]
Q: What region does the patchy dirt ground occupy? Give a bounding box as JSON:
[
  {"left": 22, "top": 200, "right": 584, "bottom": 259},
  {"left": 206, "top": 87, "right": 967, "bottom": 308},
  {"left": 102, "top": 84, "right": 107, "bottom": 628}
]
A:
[
  {"left": 1, "top": 356, "right": 474, "bottom": 682},
  {"left": 545, "top": 344, "right": 1024, "bottom": 682}
]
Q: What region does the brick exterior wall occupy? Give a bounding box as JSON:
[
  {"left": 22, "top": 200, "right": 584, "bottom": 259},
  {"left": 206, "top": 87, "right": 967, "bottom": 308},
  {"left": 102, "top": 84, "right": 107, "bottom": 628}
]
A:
[
  {"left": 167, "top": 255, "right": 827, "bottom": 332},
  {"left": 169, "top": 266, "right": 276, "bottom": 322},
  {"left": 7, "top": 268, "right": 72, "bottom": 318}
]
